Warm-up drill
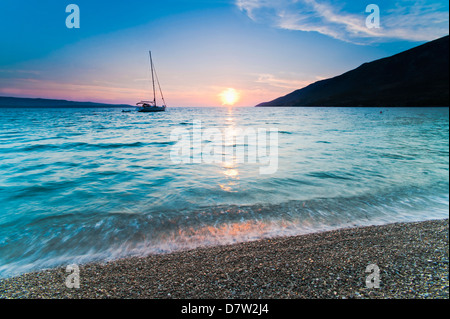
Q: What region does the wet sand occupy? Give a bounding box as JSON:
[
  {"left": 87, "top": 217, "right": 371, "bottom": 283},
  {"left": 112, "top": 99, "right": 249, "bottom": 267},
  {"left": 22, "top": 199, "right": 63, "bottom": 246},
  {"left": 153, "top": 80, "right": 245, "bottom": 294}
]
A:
[{"left": 0, "top": 219, "right": 448, "bottom": 299}]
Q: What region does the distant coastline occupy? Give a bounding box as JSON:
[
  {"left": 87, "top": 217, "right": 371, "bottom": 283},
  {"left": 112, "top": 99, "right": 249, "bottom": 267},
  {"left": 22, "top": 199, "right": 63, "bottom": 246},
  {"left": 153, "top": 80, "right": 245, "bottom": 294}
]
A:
[{"left": 0, "top": 96, "right": 133, "bottom": 108}]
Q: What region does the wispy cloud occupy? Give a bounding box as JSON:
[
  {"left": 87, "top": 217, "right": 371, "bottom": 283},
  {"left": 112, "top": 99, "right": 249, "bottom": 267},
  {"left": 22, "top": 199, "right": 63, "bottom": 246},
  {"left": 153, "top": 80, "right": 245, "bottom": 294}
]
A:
[
  {"left": 236, "top": 0, "right": 449, "bottom": 43},
  {"left": 0, "top": 69, "right": 41, "bottom": 76},
  {"left": 255, "top": 73, "right": 319, "bottom": 89}
]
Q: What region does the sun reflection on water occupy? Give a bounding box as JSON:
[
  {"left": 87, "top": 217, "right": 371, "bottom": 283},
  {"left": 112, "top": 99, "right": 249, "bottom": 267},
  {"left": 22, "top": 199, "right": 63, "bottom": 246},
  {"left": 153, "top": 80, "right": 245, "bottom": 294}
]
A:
[{"left": 218, "top": 107, "right": 242, "bottom": 192}]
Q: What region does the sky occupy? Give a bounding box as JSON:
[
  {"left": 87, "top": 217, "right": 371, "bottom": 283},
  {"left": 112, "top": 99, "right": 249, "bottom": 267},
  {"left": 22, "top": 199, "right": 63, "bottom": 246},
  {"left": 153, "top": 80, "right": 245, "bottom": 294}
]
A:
[{"left": 0, "top": 0, "right": 448, "bottom": 106}]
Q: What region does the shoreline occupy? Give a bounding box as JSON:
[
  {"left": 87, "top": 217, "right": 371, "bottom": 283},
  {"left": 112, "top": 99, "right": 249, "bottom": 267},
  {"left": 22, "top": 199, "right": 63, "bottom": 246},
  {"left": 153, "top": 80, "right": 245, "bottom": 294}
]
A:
[{"left": 1, "top": 219, "right": 448, "bottom": 299}]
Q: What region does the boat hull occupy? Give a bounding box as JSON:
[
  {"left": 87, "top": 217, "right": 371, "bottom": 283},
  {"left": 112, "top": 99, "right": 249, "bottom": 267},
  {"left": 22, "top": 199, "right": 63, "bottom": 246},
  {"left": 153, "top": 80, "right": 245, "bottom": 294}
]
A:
[{"left": 136, "top": 106, "right": 166, "bottom": 112}]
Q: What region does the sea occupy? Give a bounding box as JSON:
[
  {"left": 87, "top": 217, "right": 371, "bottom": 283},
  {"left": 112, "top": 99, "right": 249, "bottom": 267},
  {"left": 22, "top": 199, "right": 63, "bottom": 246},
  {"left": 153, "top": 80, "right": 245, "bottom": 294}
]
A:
[{"left": 0, "top": 106, "right": 448, "bottom": 278}]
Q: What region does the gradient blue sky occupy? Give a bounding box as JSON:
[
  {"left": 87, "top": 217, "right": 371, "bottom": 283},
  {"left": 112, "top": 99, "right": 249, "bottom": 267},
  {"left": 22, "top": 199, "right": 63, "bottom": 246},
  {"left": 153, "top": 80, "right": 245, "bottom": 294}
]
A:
[{"left": 0, "top": 0, "right": 448, "bottom": 106}]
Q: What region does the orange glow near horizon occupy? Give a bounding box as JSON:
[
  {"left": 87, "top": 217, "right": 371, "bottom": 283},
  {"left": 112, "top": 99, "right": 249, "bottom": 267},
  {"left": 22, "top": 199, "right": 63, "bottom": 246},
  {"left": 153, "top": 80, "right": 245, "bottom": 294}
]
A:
[
  {"left": 1, "top": 79, "right": 286, "bottom": 107},
  {"left": 219, "top": 88, "right": 239, "bottom": 106}
]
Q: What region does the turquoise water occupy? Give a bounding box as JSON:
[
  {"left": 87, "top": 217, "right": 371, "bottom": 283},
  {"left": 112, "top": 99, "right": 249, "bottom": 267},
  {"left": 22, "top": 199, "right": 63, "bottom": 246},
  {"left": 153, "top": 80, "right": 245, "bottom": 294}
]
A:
[{"left": 0, "top": 106, "right": 448, "bottom": 277}]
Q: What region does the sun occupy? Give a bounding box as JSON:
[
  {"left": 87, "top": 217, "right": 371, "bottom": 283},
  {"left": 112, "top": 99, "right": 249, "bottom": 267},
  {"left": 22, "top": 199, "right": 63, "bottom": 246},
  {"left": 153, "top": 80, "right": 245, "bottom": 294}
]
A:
[{"left": 219, "top": 88, "right": 239, "bottom": 106}]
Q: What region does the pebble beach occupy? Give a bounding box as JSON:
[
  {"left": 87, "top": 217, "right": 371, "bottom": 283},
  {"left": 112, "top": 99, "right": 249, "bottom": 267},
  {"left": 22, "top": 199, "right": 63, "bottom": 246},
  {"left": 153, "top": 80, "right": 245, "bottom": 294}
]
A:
[{"left": 0, "top": 219, "right": 448, "bottom": 299}]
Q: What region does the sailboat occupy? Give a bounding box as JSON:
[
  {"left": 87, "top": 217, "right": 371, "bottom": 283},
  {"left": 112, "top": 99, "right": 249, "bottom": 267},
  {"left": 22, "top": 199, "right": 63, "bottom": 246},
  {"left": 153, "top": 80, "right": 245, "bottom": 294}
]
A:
[{"left": 136, "top": 51, "right": 166, "bottom": 112}]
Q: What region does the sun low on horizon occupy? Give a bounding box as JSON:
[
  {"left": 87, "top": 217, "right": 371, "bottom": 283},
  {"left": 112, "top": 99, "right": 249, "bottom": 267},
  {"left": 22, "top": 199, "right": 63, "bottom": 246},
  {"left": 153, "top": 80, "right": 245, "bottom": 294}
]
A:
[{"left": 219, "top": 88, "right": 240, "bottom": 106}]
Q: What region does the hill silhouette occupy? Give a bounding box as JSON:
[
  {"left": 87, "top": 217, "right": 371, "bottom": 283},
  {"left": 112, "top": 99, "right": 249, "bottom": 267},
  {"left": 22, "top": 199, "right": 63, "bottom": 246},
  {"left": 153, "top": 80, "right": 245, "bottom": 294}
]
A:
[{"left": 257, "top": 36, "right": 449, "bottom": 107}]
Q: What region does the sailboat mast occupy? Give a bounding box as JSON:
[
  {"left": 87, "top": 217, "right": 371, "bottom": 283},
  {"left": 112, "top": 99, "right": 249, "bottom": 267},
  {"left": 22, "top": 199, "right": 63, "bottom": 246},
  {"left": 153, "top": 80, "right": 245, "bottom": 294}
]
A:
[{"left": 149, "top": 51, "right": 156, "bottom": 105}]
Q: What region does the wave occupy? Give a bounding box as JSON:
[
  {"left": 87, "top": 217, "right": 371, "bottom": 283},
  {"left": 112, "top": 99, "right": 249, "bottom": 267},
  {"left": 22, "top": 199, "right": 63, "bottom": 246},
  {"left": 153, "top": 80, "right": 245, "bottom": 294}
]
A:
[
  {"left": 0, "top": 184, "right": 447, "bottom": 278},
  {"left": 1, "top": 141, "right": 177, "bottom": 153},
  {"left": 306, "top": 171, "right": 355, "bottom": 180}
]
